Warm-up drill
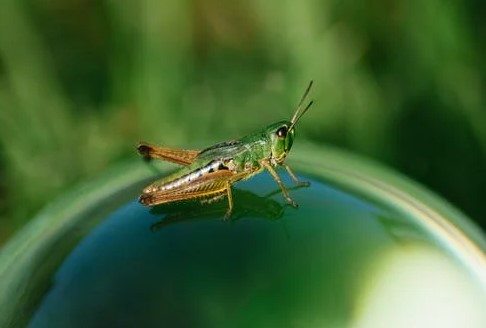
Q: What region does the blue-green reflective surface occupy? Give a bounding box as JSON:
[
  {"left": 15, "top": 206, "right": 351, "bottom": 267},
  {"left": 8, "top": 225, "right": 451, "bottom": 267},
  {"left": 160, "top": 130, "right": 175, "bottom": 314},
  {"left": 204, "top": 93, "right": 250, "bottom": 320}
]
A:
[
  {"left": 2, "top": 144, "right": 486, "bottom": 327},
  {"left": 28, "top": 175, "right": 394, "bottom": 327}
]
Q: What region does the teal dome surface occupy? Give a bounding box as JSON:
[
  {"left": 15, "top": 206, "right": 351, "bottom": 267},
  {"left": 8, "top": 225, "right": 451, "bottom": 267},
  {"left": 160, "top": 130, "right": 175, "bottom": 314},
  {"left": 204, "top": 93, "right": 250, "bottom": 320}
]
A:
[{"left": 1, "top": 144, "right": 486, "bottom": 328}]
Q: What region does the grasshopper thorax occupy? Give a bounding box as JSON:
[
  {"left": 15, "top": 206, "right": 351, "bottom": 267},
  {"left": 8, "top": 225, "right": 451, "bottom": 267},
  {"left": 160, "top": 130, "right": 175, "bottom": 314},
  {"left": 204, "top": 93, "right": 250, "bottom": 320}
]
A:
[{"left": 267, "top": 120, "right": 295, "bottom": 164}]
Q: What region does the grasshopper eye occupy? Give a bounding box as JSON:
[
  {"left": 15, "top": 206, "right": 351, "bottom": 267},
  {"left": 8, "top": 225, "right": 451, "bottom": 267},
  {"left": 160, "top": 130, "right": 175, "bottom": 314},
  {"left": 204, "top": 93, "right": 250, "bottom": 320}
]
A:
[{"left": 276, "top": 126, "right": 288, "bottom": 139}]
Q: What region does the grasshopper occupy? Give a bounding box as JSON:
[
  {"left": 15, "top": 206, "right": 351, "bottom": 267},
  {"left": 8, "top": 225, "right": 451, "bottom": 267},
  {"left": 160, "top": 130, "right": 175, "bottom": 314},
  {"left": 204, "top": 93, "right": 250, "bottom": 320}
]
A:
[{"left": 138, "top": 81, "right": 314, "bottom": 219}]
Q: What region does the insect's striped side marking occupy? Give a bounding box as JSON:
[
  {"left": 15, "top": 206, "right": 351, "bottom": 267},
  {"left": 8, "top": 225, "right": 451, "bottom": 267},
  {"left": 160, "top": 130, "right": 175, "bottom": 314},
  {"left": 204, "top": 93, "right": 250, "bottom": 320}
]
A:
[
  {"left": 138, "top": 169, "right": 235, "bottom": 206},
  {"left": 157, "top": 160, "right": 227, "bottom": 192}
]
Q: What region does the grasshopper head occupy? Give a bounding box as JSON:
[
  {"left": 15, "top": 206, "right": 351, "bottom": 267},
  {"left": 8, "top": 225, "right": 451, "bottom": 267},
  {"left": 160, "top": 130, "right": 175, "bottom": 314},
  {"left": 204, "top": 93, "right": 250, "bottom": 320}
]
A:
[
  {"left": 268, "top": 81, "right": 314, "bottom": 164},
  {"left": 268, "top": 121, "right": 295, "bottom": 164}
]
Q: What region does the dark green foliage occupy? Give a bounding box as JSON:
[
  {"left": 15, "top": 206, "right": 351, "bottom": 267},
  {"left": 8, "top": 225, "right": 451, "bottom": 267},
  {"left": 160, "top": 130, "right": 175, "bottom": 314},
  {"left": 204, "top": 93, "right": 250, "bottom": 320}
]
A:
[{"left": 0, "top": 0, "right": 484, "bottom": 242}]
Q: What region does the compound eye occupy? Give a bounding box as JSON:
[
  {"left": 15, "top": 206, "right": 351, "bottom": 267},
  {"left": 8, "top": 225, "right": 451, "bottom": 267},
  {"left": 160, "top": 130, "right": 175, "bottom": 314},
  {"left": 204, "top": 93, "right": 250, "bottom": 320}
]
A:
[{"left": 276, "top": 126, "right": 288, "bottom": 139}]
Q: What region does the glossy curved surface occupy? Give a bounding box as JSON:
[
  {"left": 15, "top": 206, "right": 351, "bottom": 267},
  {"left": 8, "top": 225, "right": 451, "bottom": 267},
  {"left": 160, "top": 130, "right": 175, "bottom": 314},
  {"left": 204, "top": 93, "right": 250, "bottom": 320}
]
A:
[{"left": 1, "top": 143, "right": 486, "bottom": 328}]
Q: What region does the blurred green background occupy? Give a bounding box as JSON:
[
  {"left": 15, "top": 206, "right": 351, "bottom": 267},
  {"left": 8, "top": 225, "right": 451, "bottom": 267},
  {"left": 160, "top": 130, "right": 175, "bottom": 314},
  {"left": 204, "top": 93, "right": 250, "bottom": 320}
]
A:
[{"left": 0, "top": 0, "right": 485, "bottom": 244}]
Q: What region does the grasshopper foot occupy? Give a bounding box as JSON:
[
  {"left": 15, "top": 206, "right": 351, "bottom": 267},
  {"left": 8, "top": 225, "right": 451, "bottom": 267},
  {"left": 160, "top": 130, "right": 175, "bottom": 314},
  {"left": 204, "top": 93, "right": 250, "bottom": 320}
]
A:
[
  {"left": 296, "top": 180, "right": 310, "bottom": 187},
  {"left": 285, "top": 197, "right": 299, "bottom": 208},
  {"left": 223, "top": 208, "right": 233, "bottom": 221}
]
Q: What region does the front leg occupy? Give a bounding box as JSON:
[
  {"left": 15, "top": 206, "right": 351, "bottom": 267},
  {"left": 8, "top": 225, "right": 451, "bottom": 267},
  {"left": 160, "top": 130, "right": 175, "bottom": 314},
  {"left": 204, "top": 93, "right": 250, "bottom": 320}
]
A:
[
  {"left": 261, "top": 160, "right": 298, "bottom": 208},
  {"left": 282, "top": 163, "right": 310, "bottom": 187}
]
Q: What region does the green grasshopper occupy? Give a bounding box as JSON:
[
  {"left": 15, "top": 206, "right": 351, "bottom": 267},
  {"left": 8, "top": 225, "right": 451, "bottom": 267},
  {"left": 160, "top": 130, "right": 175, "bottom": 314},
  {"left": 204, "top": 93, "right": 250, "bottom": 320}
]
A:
[{"left": 137, "top": 81, "right": 314, "bottom": 219}]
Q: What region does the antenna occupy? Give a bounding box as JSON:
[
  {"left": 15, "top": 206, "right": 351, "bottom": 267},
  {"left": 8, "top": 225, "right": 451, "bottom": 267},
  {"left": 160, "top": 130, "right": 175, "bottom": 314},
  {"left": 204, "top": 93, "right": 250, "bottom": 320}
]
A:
[{"left": 289, "top": 80, "right": 314, "bottom": 131}]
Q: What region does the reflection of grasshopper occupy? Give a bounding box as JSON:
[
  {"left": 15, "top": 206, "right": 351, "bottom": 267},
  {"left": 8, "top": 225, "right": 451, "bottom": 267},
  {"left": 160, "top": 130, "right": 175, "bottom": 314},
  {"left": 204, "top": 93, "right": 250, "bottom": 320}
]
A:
[{"left": 149, "top": 185, "right": 306, "bottom": 232}]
